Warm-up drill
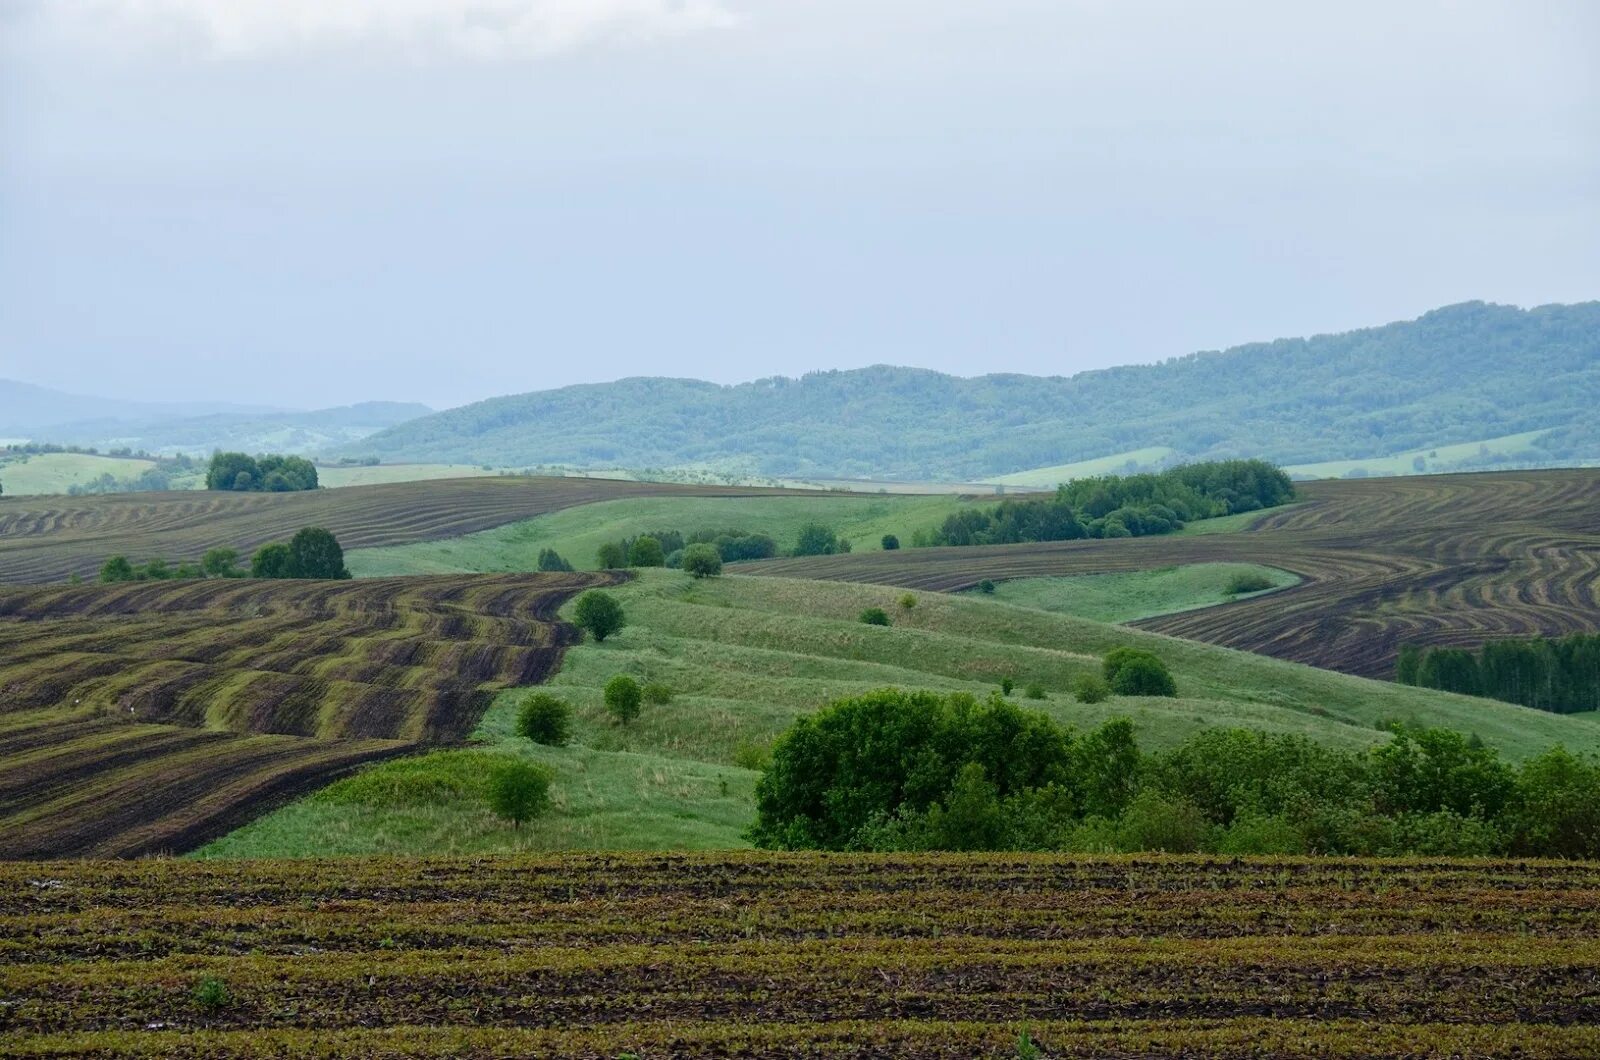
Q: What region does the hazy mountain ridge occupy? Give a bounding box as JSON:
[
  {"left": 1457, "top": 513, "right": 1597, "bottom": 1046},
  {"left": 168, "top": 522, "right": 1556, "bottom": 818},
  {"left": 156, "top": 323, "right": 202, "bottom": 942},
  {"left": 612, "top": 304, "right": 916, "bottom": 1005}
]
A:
[
  {"left": 0, "top": 384, "right": 432, "bottom": 455},
  {"left": 344, "top": 301, "right": 1600, "bottom": 479}
]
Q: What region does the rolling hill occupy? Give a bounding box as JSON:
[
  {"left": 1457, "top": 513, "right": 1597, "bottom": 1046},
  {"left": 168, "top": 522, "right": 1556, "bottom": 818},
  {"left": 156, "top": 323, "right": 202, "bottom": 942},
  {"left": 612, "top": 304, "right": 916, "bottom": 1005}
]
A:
[{"left": 343, "top": 301, "right": 1600, "bottom": 479}]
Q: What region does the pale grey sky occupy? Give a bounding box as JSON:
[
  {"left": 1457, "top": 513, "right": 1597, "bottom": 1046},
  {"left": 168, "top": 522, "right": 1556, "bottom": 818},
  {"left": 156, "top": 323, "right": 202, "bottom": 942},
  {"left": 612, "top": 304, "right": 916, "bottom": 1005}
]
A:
[{"left": 2, "top": 1, "right": 1596, "bottom": 409}]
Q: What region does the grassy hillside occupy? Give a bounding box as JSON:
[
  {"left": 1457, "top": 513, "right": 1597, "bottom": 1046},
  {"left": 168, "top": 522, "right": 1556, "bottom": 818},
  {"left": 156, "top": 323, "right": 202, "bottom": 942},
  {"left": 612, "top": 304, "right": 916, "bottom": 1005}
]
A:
[
  {"left": 347, "top": 494, "right": 971, "bottom": 577},
  {"left": 201, "top": 569, "right": 1600, "bottom": 858},
  {"left": 991, "top": 446, "right": 1181, "bottom": 487},
  {"left": 1284, "top": 430, "right": 1558, "bottom": 480},
  {"left": 0, "top": 453, "right": 160, "bottom": 496},
  {"left": 315, "top": 463, "right": 501, "bottom": 488},
  {"left": 971, "top": 563, "right": 1298, "bottom": 623},
  {"left": 342, "top": 301, "right": 1600, "bottom": 478}
]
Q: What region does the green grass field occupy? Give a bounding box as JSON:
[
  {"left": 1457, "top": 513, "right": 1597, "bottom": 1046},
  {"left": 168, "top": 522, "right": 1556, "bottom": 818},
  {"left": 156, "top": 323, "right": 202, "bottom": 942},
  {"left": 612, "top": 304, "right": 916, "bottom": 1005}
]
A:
[
  {"left": 346, "top": 494, "right": 973, "bottom": 577},
  {"left": 200, "top": 569, "right": 1600, "bottom": 858},
  {"left": 0, "top": 453, "right": 161, "bottom": 496},
  {"left": 970, "top": 563, "right": 1298, "bottom": 623},
  {"left": 991, "top": 446, "right": 1181, "bottom": 488},
  {"left": 1283, "top": 430, "right": 1553, "bottom": 480},
  {"left": 314, "top": 463, "right": 503, "bottom": 487}
]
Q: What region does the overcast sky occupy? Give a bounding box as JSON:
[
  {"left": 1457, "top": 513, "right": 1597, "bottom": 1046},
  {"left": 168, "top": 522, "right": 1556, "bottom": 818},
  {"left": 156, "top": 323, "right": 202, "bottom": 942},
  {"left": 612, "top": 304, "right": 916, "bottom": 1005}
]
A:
[{"left": 1, "top": 1, "right": 1596, "bottom": 410}]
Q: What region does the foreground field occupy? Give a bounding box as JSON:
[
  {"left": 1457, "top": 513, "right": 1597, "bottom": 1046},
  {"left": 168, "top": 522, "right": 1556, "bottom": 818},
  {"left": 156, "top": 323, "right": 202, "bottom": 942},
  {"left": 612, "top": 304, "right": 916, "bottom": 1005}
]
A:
[
  {"left": 0, "top": 477, "right": 831, "bottom": 583},
  {"left": 748, "top": 469, "right": 1600, "bottom": 678},
  {"left": 3, "top": 853, "right": 1598, "bottom": 1058},
  {"left": 0, "top": 573, "right": 613, "bottom": 858},
  {"left": 203, "top": 570, "right": 1600, "bottom": 859}
]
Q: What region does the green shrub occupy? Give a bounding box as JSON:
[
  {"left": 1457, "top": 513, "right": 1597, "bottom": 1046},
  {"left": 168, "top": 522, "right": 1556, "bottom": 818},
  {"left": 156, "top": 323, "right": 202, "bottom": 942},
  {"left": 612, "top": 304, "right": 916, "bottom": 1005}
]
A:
[
  {"left": 881, "top": 534, "right": 900, "bottom": 550},
  {"left": 1000, "top": 677, "right": 1015, "bottom": 696},
  {"left": 641, "top": 681, "right": 674, "bottom": 705},
  {"left": 318, "top": 750, "right": 503, "bottom": 807},
  {"left": 627, "top": 536, "right": 665, "bottom": 568},
  {"left": 574, "top": 590, "right": 625, "bottom": 642},
  {"left": 859, "top": 607, "right": 891, "bottom": 626},
  {"left": 977, "top": 579, "right": 996, "bottom": 594},
  {"left": 1215, "top": 813, "right": 1307, "bottom": 855},
  {"left": 604, "top": 674, "right": 643, "bottom": 725},
  {"left": 99, "top": 555, "right": 135, "bottom": 583},
  {"left": 1023, "top": 683, "right": 1046, "bottom": 700},
  {"left": 681, "top": 543, "right": 723, "bottom": 578},
  {"left": 898, "top": 593, "right": 917, "bottom": 611},
  {"left": 595, "top": 542, "right": 627, "bottom": 569},
  {"left": 487, "top": 760, "right": 553, "bottom": 829},
  {"left": 1103, "top": 649, "right": 1177, "bottom": 697},
  {"left": 250, "top": 541, "right": 293, "bottom": 579},
  {"left": 1225, "top": 571, "right": 1276, "bottom": 595},
  {"left": 793, "top": 523, "right": 843, "bottom": 556},
  {"left": 732, "top": 739, "right": 773, "bottom": 772},
  {"left": 516, "top": 692, "right": 572, "bottom": 746},
  {"left": 537, "top": 548, "right": 574, "bottom": 572},
  {"left": 1071, "top": 673, "right": 1110, "bottom": 704}
]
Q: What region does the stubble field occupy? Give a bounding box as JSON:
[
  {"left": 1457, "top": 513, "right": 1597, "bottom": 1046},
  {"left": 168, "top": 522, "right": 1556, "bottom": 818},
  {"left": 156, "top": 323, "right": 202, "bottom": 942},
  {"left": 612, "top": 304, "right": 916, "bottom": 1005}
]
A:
[
  {"left": 3, "top": 853, "right": 1598, "bottom": 1058},
  {"left": 0, "top": 572, "right": 615, "bottom": 858},
  {"left": 0, "top": 477, "right": 831, "bottom": 583},
  {"left": 747, "top": 470, "right": 1600, "bottom": 678}
]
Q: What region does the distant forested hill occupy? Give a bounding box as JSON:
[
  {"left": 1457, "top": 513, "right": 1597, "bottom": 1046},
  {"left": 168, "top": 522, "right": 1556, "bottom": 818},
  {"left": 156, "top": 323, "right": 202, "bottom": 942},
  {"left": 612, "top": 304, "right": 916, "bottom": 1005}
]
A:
[{"left": 348, "top": 301, "right": 1599, "bottom": 479}]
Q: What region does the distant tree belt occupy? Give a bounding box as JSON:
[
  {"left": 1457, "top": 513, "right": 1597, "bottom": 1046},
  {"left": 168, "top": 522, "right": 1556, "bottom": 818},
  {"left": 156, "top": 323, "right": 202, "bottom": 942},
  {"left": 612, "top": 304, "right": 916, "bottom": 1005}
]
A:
[
  {"left": 1396, "top": 635, "right": 1600, "bottom": 714},
  {"left": 923, "top": 460, "right": 1295, "bottom": 547},
  {"left": 207, "top": 452, "right": 319, "bottom": 492}
]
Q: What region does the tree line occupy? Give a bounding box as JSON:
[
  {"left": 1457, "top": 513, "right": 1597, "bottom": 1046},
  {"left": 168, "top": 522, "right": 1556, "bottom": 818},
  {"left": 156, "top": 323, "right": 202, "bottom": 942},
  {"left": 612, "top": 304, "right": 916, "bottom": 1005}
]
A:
[
  {"left": 98, "top": 527, "right": 350, "bottom": 582},
  {"left": 921, "top": 460, "right": 1295, "bottom": 547},
  {"left": 206, "top": 452, "right": 319, "bottom": 492},
  {"left": 751, "top": 687, "right": 1600, "bottom": 858},
  {"left": 576, "top": 523, "right": 849, "bottom": 574},
  {"left": 1397, "top": 635, "right": 1600, "bottom": 714}
]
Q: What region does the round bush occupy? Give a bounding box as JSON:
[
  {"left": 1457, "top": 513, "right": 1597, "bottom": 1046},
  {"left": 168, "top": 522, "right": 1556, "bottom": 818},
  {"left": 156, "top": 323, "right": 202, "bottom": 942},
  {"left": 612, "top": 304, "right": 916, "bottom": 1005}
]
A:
[
  {"left": 1071, "top": 673, "right": 1111, "bottom": 704},
  {"left": 681, "top": 543, "right": 723, "bottom": 578},
  {"left": 487, "top": 760, "right": 553, "bottom": 829},
  {"left": 1109, "top": 655, "right": 1178, "bottom": 697},
  {"left": 516, "top": 692, "right": 572, "bottom": 746},
  {"left": 604, "top": 674, "right": 643, "bottom": 725},
  {"left": 574, "top": 590, "right": 625, "bottom": 642},
  {"left": 859, "top": 607, "right": 891, "bottom": 626}
]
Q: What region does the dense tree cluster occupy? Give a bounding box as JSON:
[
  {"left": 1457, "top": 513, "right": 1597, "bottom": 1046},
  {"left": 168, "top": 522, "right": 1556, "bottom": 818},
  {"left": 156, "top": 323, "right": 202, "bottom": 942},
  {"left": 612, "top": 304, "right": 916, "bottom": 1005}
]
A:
[
  {"left": 752, "top": 688, "right": 1600, "bottom": 857},
  {"left": 594, "top": 526, "right": 807, "bottom": 569},
  {"left": 206, "top": 452, "right": 319, "bottom": 492},
  {"left": 924, "top": 461, "right": 1294, "bottom": 547},
  {"left": 1397, "top": 635, "right": 1600, "bottom": 714}
]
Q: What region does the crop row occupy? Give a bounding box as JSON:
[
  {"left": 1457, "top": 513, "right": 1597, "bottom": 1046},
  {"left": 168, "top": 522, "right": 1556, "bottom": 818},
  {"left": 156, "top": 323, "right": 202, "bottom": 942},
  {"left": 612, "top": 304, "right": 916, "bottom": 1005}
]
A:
[
  {"left": 0, "top": 573, "right": 615, "bottom": 858},
  {"left": 0, "top": 476, "right": 824, "bottom": 583},
  {"left": 3, "top": 853, "right": 1598, "bottom": 1056},
  {"left": 747, "top": 470, "right": 1600, "bottom": 677}
]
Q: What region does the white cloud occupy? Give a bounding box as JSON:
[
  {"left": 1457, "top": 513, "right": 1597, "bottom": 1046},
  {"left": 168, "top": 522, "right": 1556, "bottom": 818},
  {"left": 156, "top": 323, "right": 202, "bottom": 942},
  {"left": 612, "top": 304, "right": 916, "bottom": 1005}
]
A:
[{"left": 22, "top": 0, "right": 740, "bottom": 61}]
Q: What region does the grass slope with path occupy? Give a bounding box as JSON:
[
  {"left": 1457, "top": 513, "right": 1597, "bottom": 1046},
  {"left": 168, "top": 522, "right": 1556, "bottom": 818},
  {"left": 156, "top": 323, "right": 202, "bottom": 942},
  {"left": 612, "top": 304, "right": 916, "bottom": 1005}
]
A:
[
  {"left": 7, "top": 853, "right": 1600, "bottom": 1058},
  {"left": 201, "top": 569, "right": 1600, "bottom": 859},
  {"left": 971, "top": 562, "right": 1298, "bottom": 624}
]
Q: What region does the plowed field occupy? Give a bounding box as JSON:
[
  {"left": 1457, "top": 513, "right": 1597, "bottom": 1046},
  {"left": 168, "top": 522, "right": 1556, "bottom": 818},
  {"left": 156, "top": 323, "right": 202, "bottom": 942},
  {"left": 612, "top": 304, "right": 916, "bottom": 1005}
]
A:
[
  {"left": 0, "top": 573, "right": 616, "bottom": 858},
  {"left": 3, "top": 853, "right": 1598, "bottom": 1057},
  {"left": 0, "top": 477, "right": 825, "bottom": 583},
  {"left": 747, "top": 470, "right": 1600, "bottom": 678}
]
